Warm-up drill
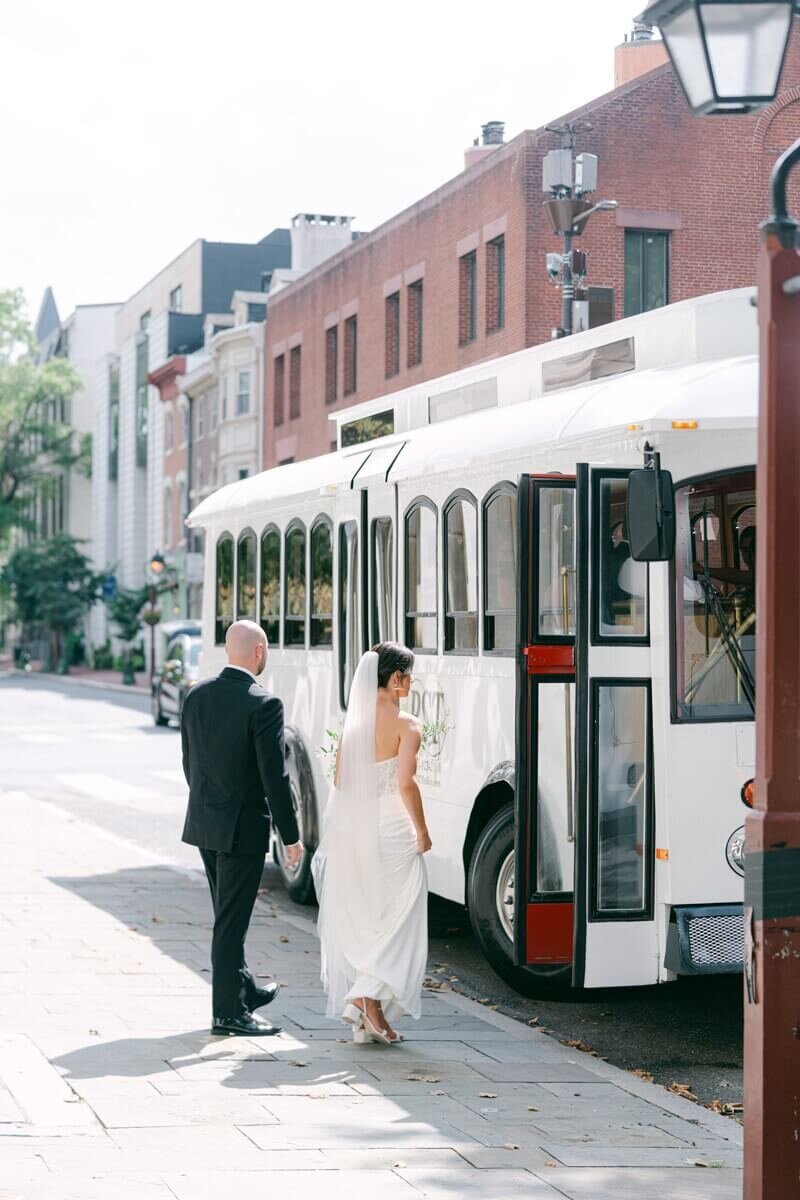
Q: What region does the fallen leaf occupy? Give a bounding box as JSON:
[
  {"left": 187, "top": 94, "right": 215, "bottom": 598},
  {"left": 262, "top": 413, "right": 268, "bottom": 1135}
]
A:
[
  {"left": 422, "top": 1075, "right": 440, "bottom": 1083},
  {"left": 151, "top": 916, "right": 163, "bottom": 923},
  {"left": 407, "top": 1074, "right": 424, "bottom": 1082},
  {"left": 527, "top": 1017, "right": 540, "bottom": 1027},
  {"left": 564, "top": 1038, "right": 598, "bottom": 1056},
  {"left": 479, "top": 1092, "right": 498, "bottom": 1099},
  {"left": 544, "top": 1160, "right": 558, "bottom": 1168},
  {"left": 291, "top": 1060, "right": 309, "bottom": 1068},
  {"left": 669, "top": 1082, "right": 698, "bottom": 1101},
  {"left": 430, "top": 1090, "right": 445, "bottom": 1096},
  {"left": 477, "top": 997, "right": 492, "bottom": 1005},
  {"left": 279, "top": 935, "right": 289, "bottom": 943},
  {"left": 335, "top": 1039, "right": 347, "bottom": 1044},
  {"left": 708, "top": 1099, "right": 743, "bottom": 1116},
  {"left": 631, "top": 1068, "right": 654, "bottom": 1083},
  {"left": 393, "top": 1161, "right": 406, "bottom": 1168},
  {"left": 88, "top": 1029, "right": 99, "bottom": 1036},
  {"left": 528, "top": 1105, "right": 539, "bottom": 1112},
  {"left": 503, "top": 1142, "right": 521, "bottom": 1151}
]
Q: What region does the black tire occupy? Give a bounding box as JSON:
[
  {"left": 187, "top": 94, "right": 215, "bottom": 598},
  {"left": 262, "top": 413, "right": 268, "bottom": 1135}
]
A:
[
  {"left": 467, "top": 804, "right": 572, "bottom": 997},
  {"left": 152, "top": 687, "right": 169, "bottom": 727},
  {"left": 272, "top": 742, "right": 317, "bottom": 905}
]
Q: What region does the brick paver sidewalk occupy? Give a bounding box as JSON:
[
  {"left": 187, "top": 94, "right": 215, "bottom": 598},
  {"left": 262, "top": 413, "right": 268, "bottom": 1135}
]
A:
[{"left": 0, "top": 790, "right": 743, "bottom": 1199}]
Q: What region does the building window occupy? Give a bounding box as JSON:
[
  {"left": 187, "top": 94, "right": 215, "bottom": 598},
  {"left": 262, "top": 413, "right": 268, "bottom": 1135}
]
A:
[
  {"left": 325, "top": 326, "right": 338, "bottom": 406},
  {"left": 135, "top": 337, "right": 148, "bottom": 467},
  {"left": 310, "top": 516, "right": 333, "bottom": 647},
  {"left": 108, "top": 361, "right": 119, "bottom": 481},
  {"left": 237, "top": 529, "right": 257, "bottom": 619},
  {"left": 221, "top": 377, "right": 228, "bottom": 422},
  {"left": 247, "top": 302, "right": 266, "bottom": 322},
  {"left": 236, "top": 370, "right": 251, "bottom": 416},
  {"left": 289, "top": 346, "right": 301, "bottom": 420},
  {"left": 274, "top": 354, "right": 285, "bottom": 426},
  {"left": 483, "top": 483, "right": 518, "bottom": 653},
  {"left": 588, "top": 286, "right": 615, "bottom": 328},
  {"left": 624, "top": 230, "right": 669, "bottom": 317},
  {"left": 215, "top": 533, "right": 234, "bottom": 645},
  {"left": 344, "top": 315, "right": 358, "bottom": 396},
  {"left": 169, "top": 285, "right": 183, "bottom": 312},
  {"left": 178, "top": 478, "right": 187, "bottom": 541},
  {"left": 405, "top": 499, "right": 437, "bottom": 652},
  {"left": 140, "top": 311, "right": 151, "bottom": 331},
  {"left": 459, "top": 251, "right": 477, "bottom": 345},
  {"left": 180, "top": 404, "right": 189, "bottom": 446},
  {"left": 444, "top": 491, "right": 479, "bottom": 653},
  {"left": 407, "top": 280, "right": 423, "bottom": 368},
  {"left": 196, "top": 397, "right": 205, "bottom": 439},
  {"left": 164, "top": 486, "right": 173, "bottom": 548},
  {"left": 385, "top": 292, "right": 400, "bottom": 378},
  {"left": 284, "top": 521, "right": 307, "bottom": 646},
  {"left": 486, "top": 235, "right": 505, "bottom": 334},
  {"left": 210, "top": 390, "right": 218, "bottom": 431},
  {"left": 164, "top": 408, "right": 174, "bottom": 453},
  {"left": 260, "top": 525, "right": 281, "bottom": 645}
]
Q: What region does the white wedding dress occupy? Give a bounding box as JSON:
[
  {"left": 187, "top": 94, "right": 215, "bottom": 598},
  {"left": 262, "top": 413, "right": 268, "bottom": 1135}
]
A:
[{"left": 311, "top": 652, "right": 428, "bottom": 1024}]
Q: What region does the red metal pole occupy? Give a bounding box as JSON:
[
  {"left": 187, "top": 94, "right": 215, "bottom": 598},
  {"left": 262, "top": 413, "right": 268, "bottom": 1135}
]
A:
[{"left": 744, "top": 136, "right": 800, "bottom": 1199}]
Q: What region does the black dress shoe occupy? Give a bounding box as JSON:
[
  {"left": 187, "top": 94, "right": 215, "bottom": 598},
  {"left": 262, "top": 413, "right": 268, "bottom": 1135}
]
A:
[
  {"left": 248, "top": 982, "right": 280, "bottom": 1010},
  {"left": 211, "top": 1013, "right": 282, "bottom": 1037}
]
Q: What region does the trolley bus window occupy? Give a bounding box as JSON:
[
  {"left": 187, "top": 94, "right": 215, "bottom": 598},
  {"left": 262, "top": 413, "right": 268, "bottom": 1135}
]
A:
[
  {"left": 371, "top": 517, "right": 394, "bottom": 645},
  {"left": 537, "top": 486, "right": 576, "bottom": 638},
  {"left": 284, "top": 522, "right": 307, "bottom": 647},
  {"left": 444, "top": 492, "right": 478, "bottom": 653},
  {"left": 592, "top": 682, "right": 650, "bottom": 917},
  {"left": 405, "top": 500, "right": 437, "bottom": 652},
  {"left": 536, "top": 680, "right": 575, "bottom": 894},
  {"left": 236, "top": 529, "right": 257, "bottom": 620},
  {"left": 260, "top": 526, "right": 280, "bottom": 645},
  {"left": 596, "top": 476, "right": 647, "bottom": 640},
  {"left": 339, "top": 521, "right": 360, "bottom": 706},
  {"left": 674, "top": 469, "right": 756, "bottom": 720},
  {"left": 214, "top": 533, "right": 234, "bottom": 645},
  {"left": 484, "top": 484, "right": 517, "bottom": 653},
  {"left": 310, "top": 517, "right": 333, "bottom": 647}
]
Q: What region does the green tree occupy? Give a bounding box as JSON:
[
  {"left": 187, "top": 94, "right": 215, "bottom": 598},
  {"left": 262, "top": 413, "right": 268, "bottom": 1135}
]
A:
[
  {"left": 108, "top": 586, "right": 147, "bottom": 685},
  {"left": 2, "top": 534, "right": 103, "bottom": 672},
  {"left": 0, "top": 288, "right": 84, "bottom": 548}
]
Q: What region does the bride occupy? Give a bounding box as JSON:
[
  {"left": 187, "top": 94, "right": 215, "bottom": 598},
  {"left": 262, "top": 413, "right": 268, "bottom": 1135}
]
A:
[{"left": 311, "top": 642, "right": 431, "bottom": 1046}]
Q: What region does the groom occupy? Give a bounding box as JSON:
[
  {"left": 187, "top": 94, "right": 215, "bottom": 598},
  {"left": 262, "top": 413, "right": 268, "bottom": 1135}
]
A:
[{"left": 181, "top": 619, "right": 302, "bottom": 1036}]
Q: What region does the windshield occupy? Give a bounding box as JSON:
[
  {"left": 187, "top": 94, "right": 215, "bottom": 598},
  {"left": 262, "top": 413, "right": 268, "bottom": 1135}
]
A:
[{"left": 674, "top": 469, "right": 755, "bottom": 721}]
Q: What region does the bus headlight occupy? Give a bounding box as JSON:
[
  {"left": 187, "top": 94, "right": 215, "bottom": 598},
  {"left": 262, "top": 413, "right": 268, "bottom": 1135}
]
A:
[{"left": 726, "top": 826, "right": 746, "bottom": 877}]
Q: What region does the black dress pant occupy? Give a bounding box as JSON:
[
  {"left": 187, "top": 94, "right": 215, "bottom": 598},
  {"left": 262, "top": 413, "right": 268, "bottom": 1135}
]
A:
[{"left": 199, "top": 848, "right": 264, "bottom": 1019}]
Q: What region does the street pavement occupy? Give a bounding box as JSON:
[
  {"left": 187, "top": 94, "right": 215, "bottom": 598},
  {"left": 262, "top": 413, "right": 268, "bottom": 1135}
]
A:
[{"left": 0, "top": 673, "right": 744, "bottom": 1197}]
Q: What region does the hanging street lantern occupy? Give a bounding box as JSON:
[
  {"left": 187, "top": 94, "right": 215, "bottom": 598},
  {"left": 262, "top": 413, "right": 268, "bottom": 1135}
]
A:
[{"left": 640, "top": 0, "right": 795, "bottom": 114}]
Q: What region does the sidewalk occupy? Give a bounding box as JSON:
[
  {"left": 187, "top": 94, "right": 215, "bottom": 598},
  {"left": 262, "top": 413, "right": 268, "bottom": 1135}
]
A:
[
  {"left": 4, "top": 667, "right": 150, "bottom": 696},
  {"left": 0, "top": 790, "right": 743, "bottom": 1200}
]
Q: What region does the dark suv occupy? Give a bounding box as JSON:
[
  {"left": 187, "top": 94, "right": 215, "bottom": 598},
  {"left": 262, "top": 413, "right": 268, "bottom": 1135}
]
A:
[{"left": 152, "top": 633, "right": 201, "bottom": 726}]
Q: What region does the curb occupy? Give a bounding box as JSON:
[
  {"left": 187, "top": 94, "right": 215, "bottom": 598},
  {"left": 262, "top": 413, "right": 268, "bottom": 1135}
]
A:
[{"left": 7, "top": 668, "right": 150, "bottom": 698}]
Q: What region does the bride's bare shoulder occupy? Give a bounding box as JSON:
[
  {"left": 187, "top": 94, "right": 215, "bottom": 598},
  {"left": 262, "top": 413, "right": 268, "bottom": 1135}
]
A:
[{"left": 397, "top": 710, "right": 423, "bottom": 742}]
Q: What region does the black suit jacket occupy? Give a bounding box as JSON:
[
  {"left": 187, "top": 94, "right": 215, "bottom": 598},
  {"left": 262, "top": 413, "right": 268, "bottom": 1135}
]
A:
[{"left": 180, "top": 667, "right": 300, "bottom": 853}]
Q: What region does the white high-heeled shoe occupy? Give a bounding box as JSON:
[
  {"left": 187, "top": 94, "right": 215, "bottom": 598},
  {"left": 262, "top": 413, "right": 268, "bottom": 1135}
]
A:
[{"left": 347, "top": 1002, "right": 402, "bottom": 1046}]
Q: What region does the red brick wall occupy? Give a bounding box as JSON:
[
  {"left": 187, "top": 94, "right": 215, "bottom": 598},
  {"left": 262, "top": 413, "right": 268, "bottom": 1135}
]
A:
[{"left": 264, "top": 34, "right": 800, "bottom": 468}]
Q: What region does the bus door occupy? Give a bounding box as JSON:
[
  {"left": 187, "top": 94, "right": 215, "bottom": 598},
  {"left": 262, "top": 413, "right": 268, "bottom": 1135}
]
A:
[
  {"left": 335, "top": 484, "right": 366, "bottom": 711},
  {"left": 353, "top": 442, "right": 406, "bottom": 648},
  {"left": 514, "top": 474, "right": 578, "bottom": 973},
  {"left": 571, "top": 464, "right": 658, "bottom": 987}
]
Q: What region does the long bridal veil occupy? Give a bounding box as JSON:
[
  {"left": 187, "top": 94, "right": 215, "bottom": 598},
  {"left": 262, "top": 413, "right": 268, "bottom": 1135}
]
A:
[{"left": 312, "top": 650, "right": 382, "bottom": 1017}]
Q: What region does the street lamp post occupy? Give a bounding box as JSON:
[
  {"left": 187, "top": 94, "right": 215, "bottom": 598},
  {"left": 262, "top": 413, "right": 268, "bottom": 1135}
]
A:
[
  {"left": 640, "top": 3, "right": 800, "bottom": 1196},
  {"left": 146, "top": 552, "right": 178, "bottom": 684}
]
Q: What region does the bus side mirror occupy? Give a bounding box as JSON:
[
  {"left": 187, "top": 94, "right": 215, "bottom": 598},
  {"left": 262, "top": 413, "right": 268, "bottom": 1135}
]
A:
[{"left": 627, "top": 468, "right": 675, "bottom": 562}]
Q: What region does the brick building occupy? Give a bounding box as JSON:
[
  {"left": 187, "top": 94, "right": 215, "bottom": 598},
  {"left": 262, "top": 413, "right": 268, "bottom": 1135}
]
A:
[{"left": 263, "top": 27, "right": 800, "bottom": 469}]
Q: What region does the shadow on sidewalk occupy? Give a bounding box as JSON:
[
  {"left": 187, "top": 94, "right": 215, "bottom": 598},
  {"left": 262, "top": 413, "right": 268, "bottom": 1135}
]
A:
[{"left": 1, "top": 672, "right": 158, "bottom": 717}]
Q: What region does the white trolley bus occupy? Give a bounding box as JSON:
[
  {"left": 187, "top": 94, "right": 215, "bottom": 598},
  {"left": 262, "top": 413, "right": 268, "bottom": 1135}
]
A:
[{"left": 188, "top": 288, "right": 757, "bottom": 992}]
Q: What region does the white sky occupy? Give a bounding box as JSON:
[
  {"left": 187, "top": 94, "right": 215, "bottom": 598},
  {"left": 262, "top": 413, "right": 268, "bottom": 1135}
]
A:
[{"left": 2, "top": 0, "right": 645, "bottom": 325}]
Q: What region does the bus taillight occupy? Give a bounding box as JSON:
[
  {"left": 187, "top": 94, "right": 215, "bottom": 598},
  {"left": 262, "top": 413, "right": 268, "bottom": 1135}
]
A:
[{"left": 741, "top": 779, "right": 755, "bottom": 808}]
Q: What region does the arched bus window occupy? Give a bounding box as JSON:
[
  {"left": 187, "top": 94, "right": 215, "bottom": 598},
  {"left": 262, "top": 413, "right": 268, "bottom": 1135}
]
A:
[
  {"left": 339, "top": 520, "right": 361, "bottom": 707},
  {"left": 405, "top": 498, "right": 437, "bottom": 653},
  {"left": 444, "top": 490, "right": 478, "bottom": 653},
  {"left": 284, "top": 520, "right": 307, "bottom": 647},
  {"left": 371, "top": 517, "right": 395, "bottom": 645},
  {"left": 483, "top": 483, "right": 518, "bottom": 654},
  {"left": 260, "top": 525, "right": 280, "bottom": 645},
  {"left": 215, "top": 533, "right": 234, "bottom": 645},
  {"left": 310, "top": 515, "right": 333, "bottom": 647},
  {"left": 236, "top": 528, "right": 257, "bottom": 620}
]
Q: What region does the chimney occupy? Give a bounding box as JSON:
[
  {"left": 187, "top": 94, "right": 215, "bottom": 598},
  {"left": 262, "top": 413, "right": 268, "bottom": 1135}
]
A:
[
  {"left": 614, "top": 20, "right": 669, "bottom": 88},
  {"left": 464, "top": 120, "right": 505, "bottom": 171}
]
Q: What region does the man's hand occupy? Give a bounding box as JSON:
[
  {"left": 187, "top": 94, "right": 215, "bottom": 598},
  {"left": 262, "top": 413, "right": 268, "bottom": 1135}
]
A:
[{"left": 283, "top": 841, "right": 303, "bottom": 868}]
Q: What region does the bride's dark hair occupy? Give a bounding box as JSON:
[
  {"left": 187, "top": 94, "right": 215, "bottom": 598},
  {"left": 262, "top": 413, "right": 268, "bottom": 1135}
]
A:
[{"left": 372, "top": 642, "right": 414, "bottom": 689}]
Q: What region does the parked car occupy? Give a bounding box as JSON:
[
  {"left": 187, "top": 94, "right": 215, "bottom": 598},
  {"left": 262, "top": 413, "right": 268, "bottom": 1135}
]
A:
[{"left": 152, "top": 632, "right": 201, "bottom": 726}]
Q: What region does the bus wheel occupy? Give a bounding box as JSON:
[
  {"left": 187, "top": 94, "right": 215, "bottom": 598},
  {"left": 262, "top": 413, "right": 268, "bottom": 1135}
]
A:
[
  {"left": 273, "top": 755, "right": 316, "bottom": 905},
  {"left": 467, "top": 804, "right": 571, "bottom": 997}
]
